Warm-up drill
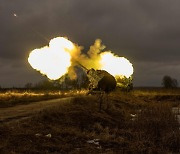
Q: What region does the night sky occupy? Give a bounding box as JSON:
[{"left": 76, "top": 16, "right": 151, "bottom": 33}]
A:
[{"left": 1, "top": 0, "right": 180, "bottom": 87}]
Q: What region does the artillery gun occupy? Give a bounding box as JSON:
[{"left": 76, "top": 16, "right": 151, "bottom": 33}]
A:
[{"left": 76, "top": 62, "right": 117, "bottom": 93}]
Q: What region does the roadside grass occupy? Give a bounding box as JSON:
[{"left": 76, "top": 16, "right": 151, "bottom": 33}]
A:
[
  {"left": 0, "top": 90, "right": 87, "bottom": 108},
  {"left": 0, "top": 89, "right": 179, "bottom": 153},
  {"left": 133, "top": 88, "right": 180, "bottom": 103}
]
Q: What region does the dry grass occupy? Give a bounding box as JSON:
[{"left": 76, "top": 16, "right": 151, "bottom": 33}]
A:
[
  {"left": 0, "top": 89, "right": 179, "bottom": 153},
  {"left": 0, "top": 89, "right": 87, "bottom": 107}
]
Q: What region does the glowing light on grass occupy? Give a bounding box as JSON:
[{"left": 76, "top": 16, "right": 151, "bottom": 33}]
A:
[
  {"left": 100, "top": 52, "right": 133, "bottom": 78},
  {"left": 28, "top": 37, "right": 75, "bottom": 80}
]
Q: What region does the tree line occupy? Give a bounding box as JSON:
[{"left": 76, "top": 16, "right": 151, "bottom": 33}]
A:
[
  {"left": 0, "top": 75, "right": 178, "bottom": 90},
  {"left": 162, "top": 75, "right": 178, "bottom": 88},
  {"left": 24, "top": 75, "right": 178, "bottom": 90}
]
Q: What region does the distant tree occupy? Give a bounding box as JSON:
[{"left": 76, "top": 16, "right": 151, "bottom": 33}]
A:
[
  {"left": 24, "top": 82, "right": 33, "bottom": 89},
  {"left": 64, "top": 75, "right": 78, "bottom": 89},
  {"left": 116, "top": 76, "right": 133, "bottom": 91},
  {"left": 162, "top": 75, "right": 178, "bottom": 88},
  {"left": 34, "top": 80, "right": 56, "bottom": 89}
]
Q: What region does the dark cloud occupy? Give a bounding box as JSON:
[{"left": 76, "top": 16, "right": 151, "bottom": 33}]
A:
[{"left": 0, "top": 0, "right": 180, "bottom": 87}]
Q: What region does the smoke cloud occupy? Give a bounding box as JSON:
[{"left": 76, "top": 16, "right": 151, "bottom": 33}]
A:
[{"left": 28, "top": 37, "right": 133, "bottom": 81}]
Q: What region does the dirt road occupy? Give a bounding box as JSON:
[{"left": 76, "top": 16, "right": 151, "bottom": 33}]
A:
[{"left": 0, "top": 97, "right": 73, "bottom": 123}]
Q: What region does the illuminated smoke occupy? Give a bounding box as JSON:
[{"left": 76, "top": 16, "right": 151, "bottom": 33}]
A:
[
  {"left": 28, "top": 37, "right": 74, "bottom": 80},
  {"left": 28, "top": 37, "right": 134, "bottom": 80},
  {"left": 71, "top": 39, "right": 134, "bottom": 79},
  {"left": 100, "top": 52, "right": 133, "bottom": 78}
]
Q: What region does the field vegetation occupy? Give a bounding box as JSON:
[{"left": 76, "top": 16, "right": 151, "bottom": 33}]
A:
[
  {"left": 0, "top": 89, "right": 86, "bottom": 108},
  {"left": 0, "top": 88, "right": 179, "bottom": 153}
]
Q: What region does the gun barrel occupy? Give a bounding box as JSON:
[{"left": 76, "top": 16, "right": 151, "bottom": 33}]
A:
[{"left": 75, "top": 61, "right": 88, "bottom": 71}]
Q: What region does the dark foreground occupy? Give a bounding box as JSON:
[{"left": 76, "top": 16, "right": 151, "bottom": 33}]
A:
[{"left": 0, "top": 89, "right": 179, "bottom": 153}]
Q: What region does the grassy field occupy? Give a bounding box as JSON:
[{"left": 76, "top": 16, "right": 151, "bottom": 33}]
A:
[
  {"left": 0, "top": 89, "right": 86, "bottom": 108},
  {"left": 0, "top": 88, "right": 179, "bottom": 153}
]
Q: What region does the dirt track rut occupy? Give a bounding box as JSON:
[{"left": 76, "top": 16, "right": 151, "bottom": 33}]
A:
[{"left": 0, "top": 97, "right": 73, "bottom": 123}]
